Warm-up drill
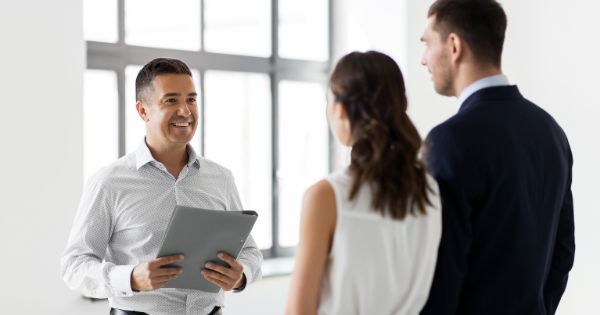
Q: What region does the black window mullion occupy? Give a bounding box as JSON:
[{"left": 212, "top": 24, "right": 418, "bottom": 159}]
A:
[
  {"left": 200, "top": 0, "right": 205, "bottom": 52},
  {"left": 270, "top": 0, "right": 280, "bottom": 259},
  {"left": 199, "top": 70, "right": 206, "bottom": 156},
  {"left": 270, "top": 72, "right": 279, "bottom": 259},
  {"left": 117, "top": 66, "right": 127, "bottom": 157}
]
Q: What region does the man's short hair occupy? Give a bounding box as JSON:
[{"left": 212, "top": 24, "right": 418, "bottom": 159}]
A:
[
  {"left": 135, "top": 58, "right": 192, "bottom": 101},
  {"left": 428, "top": 0, "right": 507, "bottom": 67}
]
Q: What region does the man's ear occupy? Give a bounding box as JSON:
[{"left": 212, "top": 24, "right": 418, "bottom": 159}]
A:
[
  {"left": 136, "top": 100, "right": 149, "bottom": 122},
  {"left": 447, "top": 32, "right": 464, "bottom": 64}
]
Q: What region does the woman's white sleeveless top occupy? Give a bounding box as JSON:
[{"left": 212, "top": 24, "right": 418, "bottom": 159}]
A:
[{"left": 317, "top": 168, "right": 442, "bottom": 315}]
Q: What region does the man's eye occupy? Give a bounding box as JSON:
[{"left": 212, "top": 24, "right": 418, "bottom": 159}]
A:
[
  {"left": 165, "top": 98, "right": 177, "bottom": 103},
  {"left": 187, "top": 98, "right": 197, "bottom": 104}
]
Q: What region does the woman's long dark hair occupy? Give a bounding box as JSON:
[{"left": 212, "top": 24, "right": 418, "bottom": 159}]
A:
[{"left": 330, "top": 51, "right": 432, "bottom": 219}]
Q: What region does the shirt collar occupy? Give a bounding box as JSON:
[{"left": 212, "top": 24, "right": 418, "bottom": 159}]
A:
[
  {"left": 135, "top": 138, "right": 201, "bottom": 170},
  {"left": 185, "top": 145, "right": 201, "bottom": 168},
  {"left": 457, "top": 74, "right": 510, "bottom": 108}
]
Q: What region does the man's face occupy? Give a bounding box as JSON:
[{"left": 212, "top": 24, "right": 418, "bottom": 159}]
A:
[
  {"left": 138, "top": 74, "right": 198, "bottom": 149},
  {"left": 421, "top": 16, "right": 454, "bottom": 96}
]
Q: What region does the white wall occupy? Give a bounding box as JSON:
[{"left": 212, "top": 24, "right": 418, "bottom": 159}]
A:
[
  {"left": 0, "top": 0, "right": 98, "bottom": 314},
  {"left": 332, "top": 0, "right": 407, "bottom": 65}
]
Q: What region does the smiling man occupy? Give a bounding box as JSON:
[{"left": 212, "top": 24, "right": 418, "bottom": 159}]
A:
[{"left": 61, "top": 58, "right": 262, "bottom": 315}]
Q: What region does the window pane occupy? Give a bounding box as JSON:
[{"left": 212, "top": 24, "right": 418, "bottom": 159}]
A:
[
  {"left": 204, "top": 71, "right": 272, "bottom": 249},
  {"left": 84, "top": 0, "right": 118, "bottom": 42},
  {"left": 125, "top": 66, "right": 201, "bottom": 154},
  {"left": 204, "top": 0, "right": 271, "bottom": 57},
  {"left": 125, "top": 0, "right": 200, "bottom": 50},
  {"left": 84, "top": 70, "right": 119, "bottom": 182},
  {"left": 278, "top": 81, "right": 328, "bottom": 247},
  {"left": 279, "top": 0, "right": 329, "bottom": 61}
]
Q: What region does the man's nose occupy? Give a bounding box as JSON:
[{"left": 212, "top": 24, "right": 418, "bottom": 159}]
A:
[{"left": 177, "top": 103, "right": 192, "bottom": 116}]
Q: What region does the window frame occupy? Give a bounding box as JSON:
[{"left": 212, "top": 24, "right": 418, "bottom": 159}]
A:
[{"left": 86, "top": 0, "right": 334, "bottom": 259}]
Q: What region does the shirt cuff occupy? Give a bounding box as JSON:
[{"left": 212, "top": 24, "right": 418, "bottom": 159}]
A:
[
  {"left": 232, "top": 262, "right": 252, "bottom": 292},
  {"left": 109, "top": 264, "right": 136, "bottom": 297}
]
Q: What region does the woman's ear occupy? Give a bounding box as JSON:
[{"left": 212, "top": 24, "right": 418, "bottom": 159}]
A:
[
  {"left": 334, "top": 101, "right": 348, "bottom": 120},
  {"left": 335, "top": 102, "right": 351, "bottom": 134}
]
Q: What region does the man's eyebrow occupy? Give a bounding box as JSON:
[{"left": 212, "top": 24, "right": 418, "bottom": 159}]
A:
[{"left": 162, "top": 92, "right": 197, "bottom": 98}]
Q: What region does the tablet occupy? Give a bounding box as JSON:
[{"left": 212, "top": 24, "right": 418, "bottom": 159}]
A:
[{"left": 156, "top": 205, "right": 258, "bottom": 292}]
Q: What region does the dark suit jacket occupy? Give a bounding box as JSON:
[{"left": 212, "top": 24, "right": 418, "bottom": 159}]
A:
[{"left": 420, "top": 86, "right": 575, "bottom": 315}]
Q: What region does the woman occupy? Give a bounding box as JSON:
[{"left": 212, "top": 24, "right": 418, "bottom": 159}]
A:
[{"left": 285, "top": 51, "right": 442, "bottom": 315}]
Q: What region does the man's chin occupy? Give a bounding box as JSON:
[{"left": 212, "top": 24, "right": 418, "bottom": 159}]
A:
[
  {"left": 167, "top": 136, "right": 194, "bottom": 146},
  {"left": 434, "top": 84, "right": 454, "bottom": 97}
]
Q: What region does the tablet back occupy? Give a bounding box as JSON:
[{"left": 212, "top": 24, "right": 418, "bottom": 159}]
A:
[{"left": 156, "top": 206, "right": 258, "bottom": 292}]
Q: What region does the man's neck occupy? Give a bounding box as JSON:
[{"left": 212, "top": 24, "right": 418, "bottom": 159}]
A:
[
  {"left": 453, "top": 64, "right": 502, "bottom": 97},
  {"left": 146, "top": 139, "right": 188, "bottom": 177}
]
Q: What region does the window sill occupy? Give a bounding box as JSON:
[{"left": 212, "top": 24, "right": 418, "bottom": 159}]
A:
[{"left": 261, "top": 257, "right": 294, "bottom": 278}]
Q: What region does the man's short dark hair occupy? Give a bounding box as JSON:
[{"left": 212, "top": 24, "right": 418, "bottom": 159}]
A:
[
  {"left": 428, "top": 0, "right": 507, "bottom": 67},
  {"left": 135, "top": 58, "right": 192, "bottom": 101}
]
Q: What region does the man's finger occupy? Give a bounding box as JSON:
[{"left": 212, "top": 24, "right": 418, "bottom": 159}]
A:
[
  {"left": 151, "top": 267, "right": 183, "bottom": 278},
  {"left": 150, "top": 255, "right": 185, "bottom": 268},
  {"left": 217, "top": 253, "right": 241, "bottom": 269},
  {"left": 204, "top": 262, "right": 235, "bottom": 277},
  {"left": 203, "top": 272, "right": 230, "bottom": 288},
  {"left": 154, "top": 273, "right": 180, "bottom": 282},
  {"left": 202, "top": 269, "right": 230, "bottom": 284}
]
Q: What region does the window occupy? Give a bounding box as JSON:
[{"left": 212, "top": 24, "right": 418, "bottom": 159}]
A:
[
  {"left": 204, "top": 0, "right": 271, "bottom": 57},
  {"left": 278, "top": 81, "right": 328, "bottom": 247},
  {"left": 84, "top": 0, "right": 332, "bottom": 258},
  {"left": 279, "top": 0, "right": 329, "bottom": 61},
  {"left": 204, "top": 71, "right": 272, "bottom": 248}
]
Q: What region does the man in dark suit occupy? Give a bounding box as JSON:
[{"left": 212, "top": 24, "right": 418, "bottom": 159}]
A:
[{"left": 419, "top": 1, "right": 575, "bottom": 314}]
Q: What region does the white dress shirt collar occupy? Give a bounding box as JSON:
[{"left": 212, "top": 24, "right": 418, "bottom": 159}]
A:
[
  {"left": 135, "top": 138, "right": 200, "bottom": 170},
  {"left": 457, "top": 74, "right": 510, "bottom": 108}
]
